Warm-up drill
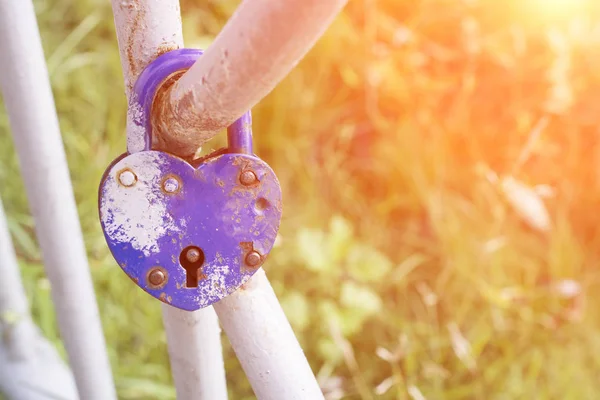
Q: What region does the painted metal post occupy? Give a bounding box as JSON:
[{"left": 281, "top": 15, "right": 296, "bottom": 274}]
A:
[
  {"left": 0, "top": 197, "right": 78, "bottom": 400},
  {"left": 162, "top": 306, "right": 228, "bottom": 400},
  {"left": 110, "top": 2, "right": 228, "bottom": 399},
  {"left": 0, "top": 1, "right": 117, "bottom": 399},
  {"left": 214, "top": 269, "right": 325, "bottom": 400}
]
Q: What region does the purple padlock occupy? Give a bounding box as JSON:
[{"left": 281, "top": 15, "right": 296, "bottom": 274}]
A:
[{"left": 98, "top": 49, "right": 282, "bottom": 311}]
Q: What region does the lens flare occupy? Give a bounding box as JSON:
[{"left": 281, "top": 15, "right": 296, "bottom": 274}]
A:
[{"left": 529, "top": 0, "right": 590, "bottom": 18}]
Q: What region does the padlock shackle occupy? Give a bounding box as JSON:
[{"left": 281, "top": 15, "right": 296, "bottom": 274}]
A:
[
  {"left": 227, "top": 112, "right": 253, "bottom": 155},
  {"left": 131, "top": 48, "right": 252, "bottom": 155}
]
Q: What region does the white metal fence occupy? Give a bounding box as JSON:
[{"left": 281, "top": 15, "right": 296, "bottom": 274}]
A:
[{"left": 0, "top": 0, "right": 346, "bottom": 399}]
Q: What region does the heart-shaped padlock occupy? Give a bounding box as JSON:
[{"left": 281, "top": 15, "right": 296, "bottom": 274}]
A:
[{"left": 98, "top": 49, "right": 282, "bottom": 311}]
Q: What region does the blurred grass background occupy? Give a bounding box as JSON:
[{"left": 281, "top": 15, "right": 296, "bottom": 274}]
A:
[{"left": 2, "top": 0, "right": 600, "bottom": 398}]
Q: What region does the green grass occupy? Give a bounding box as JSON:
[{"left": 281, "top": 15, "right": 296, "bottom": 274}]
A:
[{"left": 2, "top": 0, "right": 600, "bottom": 398}]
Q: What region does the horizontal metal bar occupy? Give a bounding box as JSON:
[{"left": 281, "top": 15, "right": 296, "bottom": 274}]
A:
[{"left": 154, "top": 0, "right": 348, "bottom": 157}]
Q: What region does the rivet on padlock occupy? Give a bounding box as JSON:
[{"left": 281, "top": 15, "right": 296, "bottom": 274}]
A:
[{"left": 98, "top": 49, "right": 282, "bottom": 311}]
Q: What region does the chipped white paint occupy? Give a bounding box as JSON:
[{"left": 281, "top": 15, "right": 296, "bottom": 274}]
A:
[
  {"left": 156, "top": 0, "right": 349, "bottom": 156},
  {"left": 0, "top": 0, "right": 116, "bottom": 398},
  {"left": 214, "top": 269, "right": 325, "bottom": 400},
  {"left": 195, "top": 264, "right": 231, "bottom": 309},
  {"left": 110, "top": 0, "right": 184, "bottom": 153},
  {"left": 0, "top": 197, "right": 78, "bottom": 400},
  {"left": 127, "top": 97, "right": 149, "bottom": 153},
  {"left": 100, "top": 152, "right": 179, "bottom": 257},
  {"left": 110, "top": 2, "right": 228, "bottom": 399},
  {"left": 100, "top": 155, "right": 259, "bottom": 308}
]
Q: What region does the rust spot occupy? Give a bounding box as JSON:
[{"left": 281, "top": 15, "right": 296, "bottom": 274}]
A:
[
  {"left": 147, "top": 266, "right": 168, "bottom": 289},
  {"left": 239, "top": 242, "right": 263, "bottom": 272},
  {"left": 119, "top": 0, "right": 137, "bottom": 11},
  {"left": 228, "top": 163, "right": 264, "bottom": 198},
  {"left": 156, "top": 42, "right": 178, "bottom": 58},
  {"left": 239, "top": 169, "right": 260, "bottom": 187},
  {"left": 216, "top": 178, "right": 225, "bottom": 188},
  {"left": 198, "top": 270, "right": 207, "bottom": 281},
  {"left": 124, "top": 5, "right": 179, "bottom": 91},
  {"left": 116, "top": 167, "right": 137, "bottom": 187},
  {"left": 151, "top": 70, "right": 187, "bottom": 152},
  {"left": 159, "top": 292, "right": 167, "bottom": 303},
  {"left": 125, "top": 4, "right": 144, "bottom": 85},
  {"left": 231, "top": 156, "right": 249, "bottom": 167},
  {"left": 255, "top": 198, "right": 269, "bottom": 211},
  {"left": 151, "top": 69, "right": 225, "bottom": 157},
  {"left": 167, "top": 295, "right": 172, "bottom": 303}
]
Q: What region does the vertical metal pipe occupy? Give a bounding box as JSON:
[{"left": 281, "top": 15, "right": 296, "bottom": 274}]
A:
[
  {"left": 0, "top": 2, "right": 117, "bottom": 398},
  {"left": 0, "top": 197, "right": 78, "bottom": 399},
  {"left": 110, "top": 0, "right": 185, "bottom": 154},
  {"left": 213, "top": 269, "right": 325, "bottom": 400},
  {"left": 110, "top": 2, "right": 228, "bottom": 399},
  {"left": 162, "top": 306, "right": 228, "bottom": 400}
]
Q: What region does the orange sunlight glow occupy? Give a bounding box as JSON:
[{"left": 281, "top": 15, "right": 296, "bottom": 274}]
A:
[{"left": 528, "top": 0, "right": 590, "bottom": 19}]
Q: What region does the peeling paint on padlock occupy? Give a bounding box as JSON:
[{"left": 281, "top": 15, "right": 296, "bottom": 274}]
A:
[
  {"left": 98, "top": 48, "right": 282, "bottom": 311},
  {"left": 100, "top": 153, "right": 180, "bottom": 257},
  {"left": 101, "top": 152, "right": 181, "bottom": 258},
  {"left": 99, "top": 151, "right": 282, "bottom": 311}
]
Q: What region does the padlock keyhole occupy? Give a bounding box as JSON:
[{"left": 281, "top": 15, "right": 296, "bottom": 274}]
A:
[{"left": 179, "top": 246, "right": 205, "bottom": 288}]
